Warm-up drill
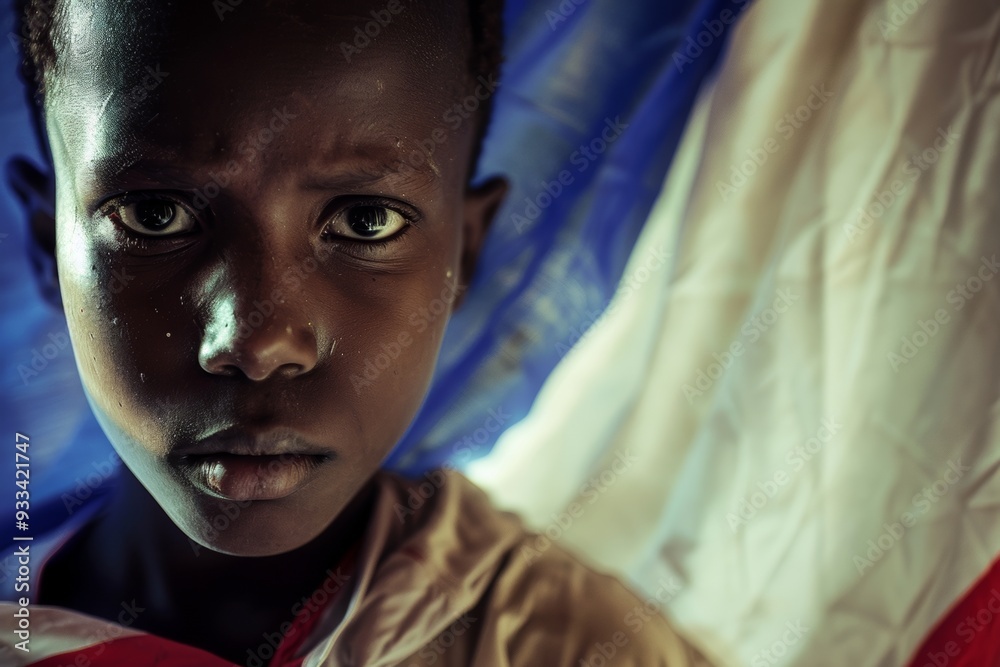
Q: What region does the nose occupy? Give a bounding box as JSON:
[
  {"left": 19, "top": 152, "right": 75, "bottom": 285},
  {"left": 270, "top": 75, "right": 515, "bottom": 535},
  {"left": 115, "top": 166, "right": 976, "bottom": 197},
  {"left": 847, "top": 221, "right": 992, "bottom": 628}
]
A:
[{"left": 198, "top": 276, "right": 319, "bottom": 382}]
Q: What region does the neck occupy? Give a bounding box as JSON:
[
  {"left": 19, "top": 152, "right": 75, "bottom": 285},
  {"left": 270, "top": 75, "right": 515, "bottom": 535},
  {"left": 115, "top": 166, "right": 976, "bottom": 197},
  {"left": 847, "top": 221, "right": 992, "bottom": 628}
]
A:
[{"left": 94, "top": 466, "right": 376, "bottom": 619}]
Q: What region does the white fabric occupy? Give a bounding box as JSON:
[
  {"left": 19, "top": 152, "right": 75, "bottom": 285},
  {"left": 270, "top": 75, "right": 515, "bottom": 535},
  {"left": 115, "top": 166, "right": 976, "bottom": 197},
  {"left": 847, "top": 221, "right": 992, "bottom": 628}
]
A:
[{"left": 467, "top": 0, "right": 1000, "bottom": 665}]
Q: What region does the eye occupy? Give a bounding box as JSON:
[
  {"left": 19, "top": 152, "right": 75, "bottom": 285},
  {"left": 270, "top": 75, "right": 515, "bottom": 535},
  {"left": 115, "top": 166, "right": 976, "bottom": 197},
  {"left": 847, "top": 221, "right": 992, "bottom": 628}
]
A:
[
  {"left": 105, "top": 196, "right": 198, "bottom": 237},
  {"left": 323, "top": 203, "right": 409, "bottom": 242}
]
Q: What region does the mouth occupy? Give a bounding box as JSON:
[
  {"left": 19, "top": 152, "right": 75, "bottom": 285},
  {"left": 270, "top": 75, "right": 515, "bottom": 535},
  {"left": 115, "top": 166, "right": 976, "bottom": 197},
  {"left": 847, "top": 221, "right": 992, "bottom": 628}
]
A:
[
  {"left": 179, "top": 453, "right": 331, "bottom": 502},
  {"left": 171, "top": 428, "right": 335, "bottom": 502}
]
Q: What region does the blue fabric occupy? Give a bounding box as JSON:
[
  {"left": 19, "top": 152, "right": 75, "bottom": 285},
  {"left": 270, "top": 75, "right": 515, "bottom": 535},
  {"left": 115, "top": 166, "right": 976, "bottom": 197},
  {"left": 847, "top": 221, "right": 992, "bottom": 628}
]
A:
[
  {"left": 1, "top": 4, "right": 122, "bottom": 546},
  {"left": 387, "top": 0, "right": 750, "bottom": 473},
  {"left": 0, "top": 0, "right": 748, "bottom": 517}
]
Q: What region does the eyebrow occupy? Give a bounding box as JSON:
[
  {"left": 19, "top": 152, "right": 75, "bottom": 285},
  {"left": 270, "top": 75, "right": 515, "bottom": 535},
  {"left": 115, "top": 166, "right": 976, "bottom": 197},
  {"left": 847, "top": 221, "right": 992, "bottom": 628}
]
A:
[
  {"left": 87, "top": 146, "right": 435, "bottom": 193},
  {"left": 299, "top": 160, "right": 434, "bottom": 191},
  {"left": 89, "top": 154, "right": 194, "bottom": 188},
  {"left": 302, "top": 137, "right": 441, "bottom": 186}
]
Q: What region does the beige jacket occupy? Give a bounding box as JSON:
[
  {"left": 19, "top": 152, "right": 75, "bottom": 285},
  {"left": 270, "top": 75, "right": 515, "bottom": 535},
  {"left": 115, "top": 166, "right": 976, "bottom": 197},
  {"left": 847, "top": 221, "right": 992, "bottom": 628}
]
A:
[{"left": 0, "top": 470, "right": 711, "bottom": 666}]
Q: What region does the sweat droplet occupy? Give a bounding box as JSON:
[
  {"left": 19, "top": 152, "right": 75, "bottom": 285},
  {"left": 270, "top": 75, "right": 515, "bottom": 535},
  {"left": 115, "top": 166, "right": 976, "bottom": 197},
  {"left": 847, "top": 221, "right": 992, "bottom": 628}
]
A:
[
  {"left": 140, "top": 373, "right": 145, "bottom": 382},
  {"left": 166, "top": 332, "right": 171, "bottom": 337}
]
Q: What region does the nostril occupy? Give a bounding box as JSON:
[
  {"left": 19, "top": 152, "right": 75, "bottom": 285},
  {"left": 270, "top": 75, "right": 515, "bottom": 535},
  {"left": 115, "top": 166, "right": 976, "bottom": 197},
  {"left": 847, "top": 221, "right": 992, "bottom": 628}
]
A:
[
  {"left": 198, "top": 295, "right": 320, "bottom": 381},
  {"left": 276, "top": 363, "right": 307, "bottom": 379},
  {"left": 215, "top": 363, "right": 242, "bottom": 378},
  {"left": 201, "top": 337, "right": 317, "bottom": 381}
]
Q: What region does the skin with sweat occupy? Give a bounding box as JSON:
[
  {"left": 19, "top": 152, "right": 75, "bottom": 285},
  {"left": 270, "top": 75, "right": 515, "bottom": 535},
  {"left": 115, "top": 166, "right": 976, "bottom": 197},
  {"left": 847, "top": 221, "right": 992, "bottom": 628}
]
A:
[{"left": 33, "top": 0, "right": 506, "bottom": 661}]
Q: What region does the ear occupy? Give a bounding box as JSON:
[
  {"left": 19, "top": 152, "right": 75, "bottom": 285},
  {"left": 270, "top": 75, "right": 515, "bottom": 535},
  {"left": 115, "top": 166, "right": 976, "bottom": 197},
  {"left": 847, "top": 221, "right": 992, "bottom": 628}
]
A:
[
  {"left": 456, "top": 175, "right": 507, "bottom": 309},
  {"left": 6, "top": 156, "right": 60, "bottom": 307}
]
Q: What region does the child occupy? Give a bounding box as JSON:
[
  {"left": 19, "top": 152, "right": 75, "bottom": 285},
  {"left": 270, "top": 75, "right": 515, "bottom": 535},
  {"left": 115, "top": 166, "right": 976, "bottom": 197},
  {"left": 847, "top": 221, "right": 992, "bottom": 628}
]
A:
[{"left": 0, "top": 0, "right": 711, "bottom": 664}]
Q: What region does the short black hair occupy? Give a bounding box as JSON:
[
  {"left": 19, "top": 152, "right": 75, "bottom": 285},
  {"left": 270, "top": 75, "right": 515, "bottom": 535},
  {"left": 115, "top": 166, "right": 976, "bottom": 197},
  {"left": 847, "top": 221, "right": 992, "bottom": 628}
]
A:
[{"left": 14, "top": 0, "right": 504, "bottom": 177}]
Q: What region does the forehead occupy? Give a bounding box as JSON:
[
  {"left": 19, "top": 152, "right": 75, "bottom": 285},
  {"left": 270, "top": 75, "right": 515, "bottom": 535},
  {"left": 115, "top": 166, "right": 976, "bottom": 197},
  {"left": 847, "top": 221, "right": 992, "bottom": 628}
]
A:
[{"left": 46, "top": 0, "right": 474, "bottom": 187}]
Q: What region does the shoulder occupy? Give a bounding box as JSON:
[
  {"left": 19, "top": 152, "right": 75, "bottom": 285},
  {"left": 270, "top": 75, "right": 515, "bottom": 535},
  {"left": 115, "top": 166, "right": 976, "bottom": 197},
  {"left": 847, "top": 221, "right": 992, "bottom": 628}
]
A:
[
  {"left": 374, "top": 470, "right": 711, "bottom": 666},
  {"left": 478, "top": 536, "right": 713, "bottom": 667}
]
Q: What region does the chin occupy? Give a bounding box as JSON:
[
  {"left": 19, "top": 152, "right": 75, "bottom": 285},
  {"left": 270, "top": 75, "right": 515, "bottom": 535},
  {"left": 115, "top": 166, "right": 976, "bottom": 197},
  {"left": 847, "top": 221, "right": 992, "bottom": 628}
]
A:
[{"left": 173, "top": 495, "right": 338, "bottom": 557}]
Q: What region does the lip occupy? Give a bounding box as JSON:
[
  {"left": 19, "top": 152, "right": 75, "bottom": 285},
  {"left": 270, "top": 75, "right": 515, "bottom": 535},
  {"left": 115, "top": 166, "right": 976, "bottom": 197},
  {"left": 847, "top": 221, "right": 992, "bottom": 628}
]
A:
[
  {"left": 182, "top": 453, "right": 329, "bottom": 501},
  {"left": 172, "top": 426, "right": 334, "bottom": 458},
  {"left": 171, "top": 427, "right": 335, "bottom": 501}
]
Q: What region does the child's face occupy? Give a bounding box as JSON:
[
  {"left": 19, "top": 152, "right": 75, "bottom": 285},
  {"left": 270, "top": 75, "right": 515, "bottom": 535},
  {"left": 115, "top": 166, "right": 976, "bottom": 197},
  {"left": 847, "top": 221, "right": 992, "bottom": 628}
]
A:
[{"left": 44, "top": 1, "right": 503, "bottom": 555}]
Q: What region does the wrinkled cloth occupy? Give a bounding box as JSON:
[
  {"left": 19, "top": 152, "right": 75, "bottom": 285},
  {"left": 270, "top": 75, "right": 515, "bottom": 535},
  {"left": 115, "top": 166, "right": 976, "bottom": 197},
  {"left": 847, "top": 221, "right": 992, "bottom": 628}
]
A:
[
  {"left": 0, "top": 470, "right": 712, "bottom": 666},
  {"left": 345, "top": 0, "right": 746, "bottom": 471},
  {"left": 467, "top": 0, "right": 1000, "bottom": 665}
]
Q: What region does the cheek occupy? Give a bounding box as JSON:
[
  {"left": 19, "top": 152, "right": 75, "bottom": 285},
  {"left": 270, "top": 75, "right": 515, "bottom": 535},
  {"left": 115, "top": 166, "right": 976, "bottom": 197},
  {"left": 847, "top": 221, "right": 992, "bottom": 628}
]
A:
[
  {"left": 335, "top": 265, "right": 461, "bottom": 457},
  {"left": 58, "top": 220, "right": 119, "bottom": 396},
  {"left": 57, "top": 225, "right": 194, "bottom": 453}
]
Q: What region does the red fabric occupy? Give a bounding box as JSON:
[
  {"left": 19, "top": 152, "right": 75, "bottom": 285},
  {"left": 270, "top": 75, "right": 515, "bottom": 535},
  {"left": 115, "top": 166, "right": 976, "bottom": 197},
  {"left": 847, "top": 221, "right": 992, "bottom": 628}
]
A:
[
  {"left": 268, "top": 543, "right": 359, "bottom": 667},
  {"left": 906, "top": 555, "right": 1000, "bottom": 667},
  {"left": 29, "top": 634, "right": 239, "bottom": 666}
]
